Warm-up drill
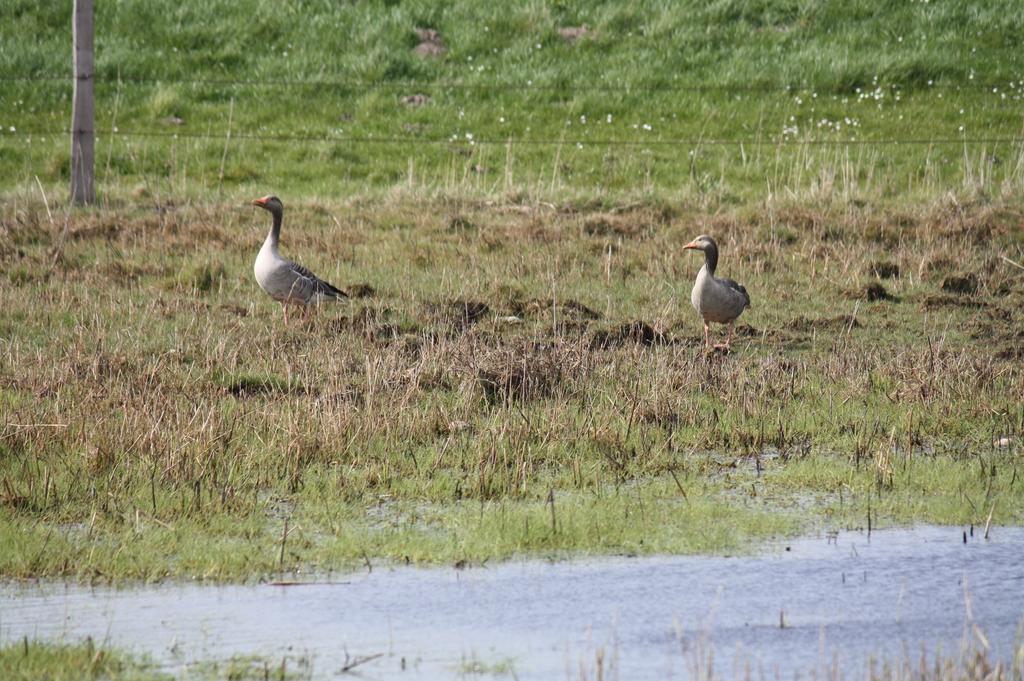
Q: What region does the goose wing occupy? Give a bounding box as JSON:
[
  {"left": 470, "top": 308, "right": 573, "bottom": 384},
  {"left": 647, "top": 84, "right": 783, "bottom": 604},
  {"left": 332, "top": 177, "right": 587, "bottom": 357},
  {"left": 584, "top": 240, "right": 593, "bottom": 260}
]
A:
[
  {"left": 287, "top": 260, "right": 348, "bottom": 300},
  {"left": 272, "top": 259, "right": 348, "bottom": 303},
  {"left": 720, "top": 278, "right": 751, "bottom": 309}
]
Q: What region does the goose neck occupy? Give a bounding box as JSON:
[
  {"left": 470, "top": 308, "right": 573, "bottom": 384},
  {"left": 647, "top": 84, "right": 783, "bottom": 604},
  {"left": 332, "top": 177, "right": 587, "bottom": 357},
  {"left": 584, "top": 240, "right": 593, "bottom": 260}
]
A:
[
  {"left": 266, "top": 209, "right": 282, "bottom": 247},
  {"left": 703, "top": 242, "right": 718, "bottom": 275}
]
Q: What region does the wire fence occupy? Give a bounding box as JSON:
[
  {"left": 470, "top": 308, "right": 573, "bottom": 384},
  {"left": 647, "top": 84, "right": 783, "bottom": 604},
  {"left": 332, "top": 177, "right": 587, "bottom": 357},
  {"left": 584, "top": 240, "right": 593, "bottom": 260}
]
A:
[
  {"left": 2, "top": 73, "right": 1022, "bottom": 148},
  {"left": 0, "top": 73, "right": 1020, "bottom": 94},
  {"left": 3, "top": 128, "right": 1021, "bottom": 147}
]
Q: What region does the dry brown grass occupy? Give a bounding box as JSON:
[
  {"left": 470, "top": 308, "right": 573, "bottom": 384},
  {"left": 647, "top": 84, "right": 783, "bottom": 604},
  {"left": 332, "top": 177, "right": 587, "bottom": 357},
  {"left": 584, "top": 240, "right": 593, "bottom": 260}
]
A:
[{"left": 0, "top": 192, "right": 1022, "bottom": 577}]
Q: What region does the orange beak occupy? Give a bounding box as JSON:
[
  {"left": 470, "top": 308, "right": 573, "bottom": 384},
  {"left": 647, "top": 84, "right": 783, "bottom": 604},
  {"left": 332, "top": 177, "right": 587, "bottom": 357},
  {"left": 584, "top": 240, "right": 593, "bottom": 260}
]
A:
[
  {"left": 683, "top": 240, "right": 700, "bottom": 250},
  {"left": 252, "top": 196, "right": 268, "bottom": 206}
]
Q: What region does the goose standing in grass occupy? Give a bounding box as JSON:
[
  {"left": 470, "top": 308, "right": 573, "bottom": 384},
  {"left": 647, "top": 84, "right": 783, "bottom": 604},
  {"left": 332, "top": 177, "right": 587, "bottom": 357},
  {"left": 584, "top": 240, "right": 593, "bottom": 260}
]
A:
[
  {"left": 251, "top": 195, "right": 347, "bottom": 324},
  {"left": 683, "top": 235, "right": 750, "bottom": 350}
]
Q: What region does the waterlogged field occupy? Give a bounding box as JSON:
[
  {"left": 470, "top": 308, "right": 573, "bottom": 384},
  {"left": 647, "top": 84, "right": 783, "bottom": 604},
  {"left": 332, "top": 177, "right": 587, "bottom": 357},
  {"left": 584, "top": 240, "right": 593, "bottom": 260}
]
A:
[
  {"left": 1, "top": 194, "right": 1022, "bottom": 581},
  {"left": 1, "top": 1, "right": 1023, "bottom": 584}
]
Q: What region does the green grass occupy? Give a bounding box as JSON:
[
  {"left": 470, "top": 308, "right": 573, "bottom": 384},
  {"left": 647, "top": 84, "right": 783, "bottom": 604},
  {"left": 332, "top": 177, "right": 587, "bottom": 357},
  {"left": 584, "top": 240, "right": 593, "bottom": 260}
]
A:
[
  {"left": 1, "top": 639, "right": 167, "bottom": 681},
  {"left": 2, "top": 0, "right": 1024, "bottom": 202},
  {"left": 458, "top": 653, "right": 518, "bottom": 677},
  {"left": 0, "top": 639, "right": 310, "bottom": 681},
  {"left": 1, "top": 1, "right": 1023, "bottom": 582}
]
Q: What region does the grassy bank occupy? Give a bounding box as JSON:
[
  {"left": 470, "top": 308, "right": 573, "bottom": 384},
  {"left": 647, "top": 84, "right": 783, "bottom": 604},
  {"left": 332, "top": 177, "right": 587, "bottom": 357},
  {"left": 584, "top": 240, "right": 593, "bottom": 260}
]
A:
[
  {"left": 2, "top": 640, "right": 164, "bottom": 681},
  {"left": 2, "top": 1, "right": 1024, "bottom": 201},
  {"left": 1, "top": 639, "right": 306, "bottom": 681}
]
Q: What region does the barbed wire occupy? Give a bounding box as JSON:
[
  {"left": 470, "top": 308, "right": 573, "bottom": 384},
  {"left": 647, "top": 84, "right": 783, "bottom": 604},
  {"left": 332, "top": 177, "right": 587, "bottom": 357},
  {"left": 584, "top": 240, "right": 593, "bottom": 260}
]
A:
[
  {"left": 0, "top": 73, "right": 1019, "bottom": 95},
  {"left": 3, "top": 128, "right": 1020, "bottom": 147}
]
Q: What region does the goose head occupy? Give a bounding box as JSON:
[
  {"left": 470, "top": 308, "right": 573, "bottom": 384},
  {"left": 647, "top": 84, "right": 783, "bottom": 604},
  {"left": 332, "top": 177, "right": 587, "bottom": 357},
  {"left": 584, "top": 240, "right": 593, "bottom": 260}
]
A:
[
  {"left": 252, "top": 195, "right": 284, "bottom": 215},
  {"left": 682, "top": 234, "right": 717, "bottom": 253}
]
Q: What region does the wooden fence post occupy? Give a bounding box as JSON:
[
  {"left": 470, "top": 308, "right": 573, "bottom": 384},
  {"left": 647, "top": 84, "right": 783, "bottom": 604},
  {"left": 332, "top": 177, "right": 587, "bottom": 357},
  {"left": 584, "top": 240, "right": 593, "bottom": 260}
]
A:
[{"left": 71, "top": 0, "right": 95, "bottom": 205}]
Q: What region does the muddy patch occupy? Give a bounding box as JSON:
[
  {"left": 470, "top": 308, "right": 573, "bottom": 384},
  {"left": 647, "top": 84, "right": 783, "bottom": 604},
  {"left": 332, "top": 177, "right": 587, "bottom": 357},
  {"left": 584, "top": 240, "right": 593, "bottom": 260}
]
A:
[
  {"left": 70, "top": 221, "right": 121, "bottom": 242},
  {"left": 923, "top": 256, "right": 956, "bottom": 274},
  {"left": 213, "top": 370, "right": 304, "bottom": 398},
  {"left": 561, "top": 300, "right": 601, "bottom": 320},
  {"left": 787, "top": 314, "right": 862, "bottom": 332},
  {"left": 734, "top": 323, "right": 765, "bottom": 338},
  {"left": 848, "top": 282, "right": 898, "bottom": 302},
  {"left": 990, "top": 326, "right": 1024, "bottom": 360},
  {"left": 558, "top": 26, "right": 594, "bottom": 43},
  {"left": 508, "top": 297, "right": 601, "bottom": 322},
  {"left": 447, "top": 215, "right": 476, "bottom": 232},
  {"left": 0, "top": 244, "right": 29, "bottom": 264},
  {"left": 218, "top": 303, "right": 249, "bottom": 318},
  {"left": 399, "top": 94, "right": 431, "bottom": 107},
  {"left": 582, "top": 214, "right": 655, "bottom": 240},
  {"left": 995, "top": 345, "right": 1024, "bottom": 361},
  {"left": 424, "top": 299, "right": 490, "bottom": 332},
  {"left": 862, "top": 223, "right": 901, "bottom": 247},
  {"left": 589, "top": 321, "right": 666, "bottom": 350},
  {"left": 413, "top": 28, "right": 446, "bottom": 57},
  {"left": 941, "top": 273, "right": 978, "bottom": 295},
  {"left": 346, "top": 283, "right": 376, "bottom": 299},
  {"left": 920, "top": 294, "right": 987, "bottom": 310},
  {"left": 867, "top": 261, "right": 900, "bottom": 279},
  {"left": 101, "top": 260, "right": 160, "bottom": 285},
  {"left": 450, "top": 299, "right": 490, "bottom": 324},
  {"left": 476, "top": 344, "right": 584, "bottom": 403},
  {"left": 329, "top": 306, "right": 402, "bottom": 341}
]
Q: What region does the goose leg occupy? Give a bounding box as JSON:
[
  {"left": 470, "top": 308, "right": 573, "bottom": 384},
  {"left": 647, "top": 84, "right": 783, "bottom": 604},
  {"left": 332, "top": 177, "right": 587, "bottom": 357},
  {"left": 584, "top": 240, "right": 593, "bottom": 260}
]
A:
[
  {"left": 715, "top": 322, "right": 735, "bottom": 351},
  {"left": 282, "top": 302, "right": 289, "bottom": 325},
  {"left": 703, "top": 321, "right": 711, "bottom": 349}
]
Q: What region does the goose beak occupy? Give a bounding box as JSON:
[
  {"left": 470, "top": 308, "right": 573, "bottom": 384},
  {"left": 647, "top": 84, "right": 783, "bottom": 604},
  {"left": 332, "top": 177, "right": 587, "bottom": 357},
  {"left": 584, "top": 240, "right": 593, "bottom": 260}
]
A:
[
  {"left": 252, "top": 197, "right": 268, "bottom": 207},
  {"left": 683, "top": 240, "right": 699, "bottom": 250}
]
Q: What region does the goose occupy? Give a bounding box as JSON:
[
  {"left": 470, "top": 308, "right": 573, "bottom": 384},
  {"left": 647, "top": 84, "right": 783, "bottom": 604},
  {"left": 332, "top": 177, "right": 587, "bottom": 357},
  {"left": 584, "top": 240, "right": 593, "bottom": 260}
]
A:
[
  {"left": 683, "top": 235, "right": 750, "bottom": 350},
  {"left": 251, "top": 195, "right": 347, "bottom": 323}
]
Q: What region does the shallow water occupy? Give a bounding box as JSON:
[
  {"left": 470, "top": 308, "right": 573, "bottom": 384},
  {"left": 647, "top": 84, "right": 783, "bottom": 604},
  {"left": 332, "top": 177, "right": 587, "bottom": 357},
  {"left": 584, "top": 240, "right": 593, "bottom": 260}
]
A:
[{"left": 2, "top": 525, "right": 1022, "bottom": 680}]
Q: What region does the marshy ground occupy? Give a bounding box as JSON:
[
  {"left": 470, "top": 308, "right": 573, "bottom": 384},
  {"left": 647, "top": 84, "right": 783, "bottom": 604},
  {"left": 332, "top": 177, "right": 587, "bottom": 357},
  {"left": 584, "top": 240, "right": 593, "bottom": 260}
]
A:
[
  {"left": 2, "top": 0, "right": 1024, "bottom": 583},
  {"left": 1, "top": 193, "right": 1022, "bottom": 581}
]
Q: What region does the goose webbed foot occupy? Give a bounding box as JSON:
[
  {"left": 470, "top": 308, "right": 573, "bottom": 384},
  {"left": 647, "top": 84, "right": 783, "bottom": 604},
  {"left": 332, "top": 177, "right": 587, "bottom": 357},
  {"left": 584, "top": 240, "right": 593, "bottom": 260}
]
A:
[{"left": 713, "top": 322, "right": 735, "bottom": 350}]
